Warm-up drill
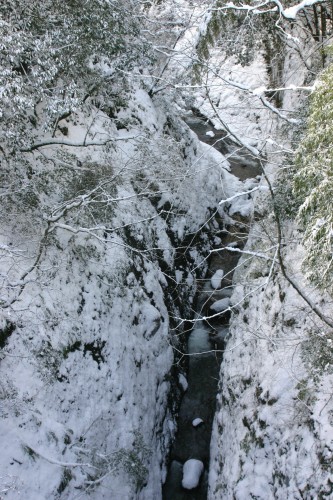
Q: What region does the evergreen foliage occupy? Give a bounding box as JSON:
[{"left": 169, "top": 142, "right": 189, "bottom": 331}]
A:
[
  {"left": 0, "top": 0, "right": 149, "bottom": 149},
  {"left": 294, "top": 63, "right": 333, "bottom": 293}
]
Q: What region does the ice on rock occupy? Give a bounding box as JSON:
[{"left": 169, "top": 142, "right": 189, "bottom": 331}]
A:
[
  {"left": 182, "top": 459, "right": 204, "bottom": 489},
  {"left": 192, "top": 418, "right": 204, "bottom": 427},
  {"left": 211, "top": 269, "right": 224, "bottom": 289},
  {"left": 210, "top": 297, "right": 231, "bottom": 313}
]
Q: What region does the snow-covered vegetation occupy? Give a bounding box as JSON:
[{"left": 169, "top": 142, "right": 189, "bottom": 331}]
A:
[{"left": 294, "top": 61, "right": 333, "bottom": 294}]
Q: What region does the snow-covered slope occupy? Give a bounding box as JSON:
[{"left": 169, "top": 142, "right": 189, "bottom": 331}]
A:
[
  {"left": 201, "top": 19, "right": 333, "bottom": 499},
  {"left": 209, "top": 198, "right": 333, "bottom": 499},
  {"left": 0, "top": 85, "right": 243, "bottom": 498},
  {"left": 206, "top": 40, "right": 333, "bottom": 498}
]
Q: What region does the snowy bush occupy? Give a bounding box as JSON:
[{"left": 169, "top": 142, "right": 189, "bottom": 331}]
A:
[
  {"left": 109, "top": 432, "right": 151, "bottom": 491},
  {"left": 0, "top": 0, "right": 149, "bottom": 149}
]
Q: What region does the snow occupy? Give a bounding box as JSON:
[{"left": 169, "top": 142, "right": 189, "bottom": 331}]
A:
[
  {"left": 192, "top": 52, "right": 269, "bottom": 152},
  {"left": 209, "top": 172, "right": 333, "bottom": 499},
  {"left": 210, "top": 269, "right": 224, "bottom": 289},
  {"left": 0, "top": 68, "right": 248, "bottom": 497},
  {"left": 200, "top": 19, "right": 333, "bottom": 500},
  {"left": 182, "top": 459, "right": 204, "bottom": 489},
  {"left": 210, "top": 297, "right": 231, "bottom": 313},
  {"left": 179, "top": 373, "right": 189, "bottom": 392},
  {"left": 2, "top": 2, "right": 327, "bottom": 498},
  {"left": 206, "top": 130, "right": 215, "bottom": 137},
  {"left": 284, "top": 0, "right": 320, "bottom": 19},
  {"left": 192, "top": 418, "right": 204, "bottom": 427},
  {"left": 252, "top": 86, "right": 266, "bottom": 96}
]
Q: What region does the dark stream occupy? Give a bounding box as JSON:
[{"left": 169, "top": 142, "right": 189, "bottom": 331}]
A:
[{"left": 162, "top": 113, "right": 261, "bottom": 499}]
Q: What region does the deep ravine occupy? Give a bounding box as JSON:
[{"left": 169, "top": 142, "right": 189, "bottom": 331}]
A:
[{"left": 163, "top": 115, "right": 261, "bottom": 499}]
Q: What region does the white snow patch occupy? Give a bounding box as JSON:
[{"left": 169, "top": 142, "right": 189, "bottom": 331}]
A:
[
  {"left": 178, "top": 373, "right": 188, "bottom": 392},
  {"left": 252, "top": 86, "right": 266, "bottom": 96},
  {"left": 175, "top": 270, "right": 183, "bottom": 284},
  {"left": 182, "top": 459, "right": 204, "bottom": 489},
  {"left": 192, "top": 418, "right": 204, "bottom": 427},
  {"left": 211, "top": 269, "right": 224, "bottom": 289},
  {"left": 210, "top": 298, "right": 231, "bottom": 313}
]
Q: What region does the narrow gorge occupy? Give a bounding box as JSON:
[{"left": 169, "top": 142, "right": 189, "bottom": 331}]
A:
[
  {"left": 1, "top": 1, "right": 333, "bottom": 499},
  {"left": 163, "top": 114, "right": 262, "bottom": 499}
]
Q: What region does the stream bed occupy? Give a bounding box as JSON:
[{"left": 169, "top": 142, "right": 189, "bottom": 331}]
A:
[{"left": 163, "top": 114, "right": 261, "bottom": 499}]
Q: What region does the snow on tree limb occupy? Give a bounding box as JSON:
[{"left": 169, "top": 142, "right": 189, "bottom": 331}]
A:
[
  {"left": 283, "top": 0, "right": 326, "bottom": 18},
  {"left": 221, "top": 0, "right": 326, "bottom": 19},
  {"left": 213, "top": 245, "right": 277, "bottom": 261},
  {"left": 218, "top": 186, "right": 269, "bottom": 205},
  {"left": 21, "top": 134, "right": 142, "bottom": 152}
]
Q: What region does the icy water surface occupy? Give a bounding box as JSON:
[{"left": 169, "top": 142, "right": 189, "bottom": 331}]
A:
[{"left": 162, "top": 114, "right": 261, "bottom": 499}]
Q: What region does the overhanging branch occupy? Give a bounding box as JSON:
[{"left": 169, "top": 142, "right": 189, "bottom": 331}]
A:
[{"left": 20, "top": 134, "right": 142, "bottom": 153}]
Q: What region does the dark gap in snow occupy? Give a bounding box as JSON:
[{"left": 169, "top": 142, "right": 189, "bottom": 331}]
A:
[
  {"left": 62, "top": 339, "right": 106, "bottom": 368},
  {"left": 186, "top": 109, "right": 262, "bottom": 181},
  {"left": 0, "top": 320, "right": 16, "bottom": 350}
]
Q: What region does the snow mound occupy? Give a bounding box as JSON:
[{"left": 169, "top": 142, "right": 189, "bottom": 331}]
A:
[
  {"left": 179, "top": 373, "right": 189, "bottom": 392},
  {"left": 192, "top": 418, "right": 204, "bottom": 427},
  {"left": 206, "top": 130, "right": 215, "bottom": 137},
  {"left": 211, "top": 269, "right": 224, "bottom": 289},
  {"left": 182, "top": 459, "right": 204, "bottom": 489},
  {"left": 210, "top": 297, "right": 231, "bottom": 313}
]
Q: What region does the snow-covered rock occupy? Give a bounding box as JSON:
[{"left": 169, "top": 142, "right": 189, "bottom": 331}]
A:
[
  {"left": 182, "top": 459, "right": 204, "bottom": 489},
  {"left": 210, "top": 269, "right": 224, "bottom": 289},
  {"left": 179, "top": 373, "right": 189, "bottom": 392},
  {"left": 210, "top": 297, "right": 230, "bottom": 313},
  {"left": 209, "top": 205, "right": 333, "bottom": 500},
  {"left": 206, "top": 130, "right": 215, "bottom": 137},
  {"left": 192, "top": 418, "right": 204, "bottom": 427}
]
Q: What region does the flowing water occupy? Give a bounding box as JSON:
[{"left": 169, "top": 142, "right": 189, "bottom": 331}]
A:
[{"left": 162, "top": 114, "right": 261, "bottom": 499}]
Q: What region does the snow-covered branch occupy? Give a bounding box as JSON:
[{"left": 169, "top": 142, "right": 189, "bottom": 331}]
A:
[
  {"left": 220, "top": 0, "right": 325, "bottom": 20},
  {"left": 21, "top": 134, "right": 142, "bottom": 152},
  {"left": 219, "top": 186, "right": 269, "bottom": 205},
  {"left": 26, "top": 447, "right": 97, "bottom": 469},
  {"left": 213, "top": 245, "right": 277, "bottom": 261}
]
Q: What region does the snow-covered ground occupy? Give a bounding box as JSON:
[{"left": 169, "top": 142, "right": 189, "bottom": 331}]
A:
[{"left": 0, "top": 81, "right": 246, "bottom": 498}]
